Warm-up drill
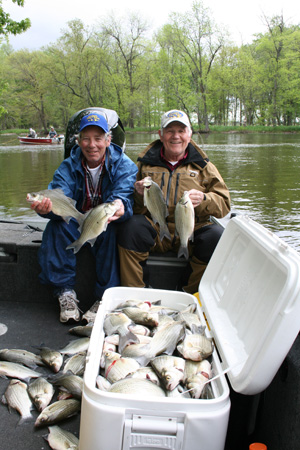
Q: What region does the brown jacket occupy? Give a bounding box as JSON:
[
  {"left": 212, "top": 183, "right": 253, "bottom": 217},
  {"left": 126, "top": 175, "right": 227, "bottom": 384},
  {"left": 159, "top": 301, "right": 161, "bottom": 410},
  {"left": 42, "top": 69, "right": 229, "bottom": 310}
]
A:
[{"left": 134, "top": 139, "right": 231, "bottom": 233}]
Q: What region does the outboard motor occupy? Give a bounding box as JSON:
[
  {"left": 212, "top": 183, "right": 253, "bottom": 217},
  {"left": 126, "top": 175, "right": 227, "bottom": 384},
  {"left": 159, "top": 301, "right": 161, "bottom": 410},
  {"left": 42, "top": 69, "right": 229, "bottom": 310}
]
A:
[{"left": 64, "top": 107, "right": 126, "bottom": 159}]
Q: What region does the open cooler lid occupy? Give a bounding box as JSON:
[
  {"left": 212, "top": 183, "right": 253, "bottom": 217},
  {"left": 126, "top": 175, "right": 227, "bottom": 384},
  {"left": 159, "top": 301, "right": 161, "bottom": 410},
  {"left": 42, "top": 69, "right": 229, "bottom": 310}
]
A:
[{"left": 199, "top": 215, "right": 300, "bottom": 395}]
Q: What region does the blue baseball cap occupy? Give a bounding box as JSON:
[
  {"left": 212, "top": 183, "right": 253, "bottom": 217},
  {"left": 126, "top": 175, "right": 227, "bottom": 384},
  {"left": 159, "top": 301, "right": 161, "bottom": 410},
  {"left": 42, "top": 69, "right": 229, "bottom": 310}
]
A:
[{"left": 79, "top": 112, "right": 109, "bottom": 133}]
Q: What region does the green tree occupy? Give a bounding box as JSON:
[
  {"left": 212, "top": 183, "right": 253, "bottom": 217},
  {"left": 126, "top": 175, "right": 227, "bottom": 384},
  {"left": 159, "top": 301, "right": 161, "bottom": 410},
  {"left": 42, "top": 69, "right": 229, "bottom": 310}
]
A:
[{"left": 0, "top": 0, "right": 30, "bottom": 36}]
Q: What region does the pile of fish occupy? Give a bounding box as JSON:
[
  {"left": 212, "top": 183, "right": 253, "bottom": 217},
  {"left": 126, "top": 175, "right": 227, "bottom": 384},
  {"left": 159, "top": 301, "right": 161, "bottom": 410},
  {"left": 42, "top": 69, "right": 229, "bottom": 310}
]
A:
[
  {"left": 26, "top": 188, "right": 120, "bottom": 254},
  {"left": 97, "top": 298, "right": 214, "bottom": 399},
  {"left": 143, "top": 177, "right": 194, "bottom": 259},
  {"left": 0, "top": 325, "right": 92, "bottom": 450}
]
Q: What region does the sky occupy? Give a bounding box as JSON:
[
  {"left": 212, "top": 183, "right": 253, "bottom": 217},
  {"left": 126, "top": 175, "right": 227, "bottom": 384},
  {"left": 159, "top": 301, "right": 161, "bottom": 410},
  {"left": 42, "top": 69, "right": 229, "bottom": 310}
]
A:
[{"left": 3, "top": 0, "right": 300, "bottom": 51}]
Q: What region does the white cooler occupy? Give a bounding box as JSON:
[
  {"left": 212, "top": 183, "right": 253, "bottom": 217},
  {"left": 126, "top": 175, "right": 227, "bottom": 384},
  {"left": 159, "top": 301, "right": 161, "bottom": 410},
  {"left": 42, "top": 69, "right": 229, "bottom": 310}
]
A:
[{"left": 79, "top": 216, "right": 300, "bottom": 450}]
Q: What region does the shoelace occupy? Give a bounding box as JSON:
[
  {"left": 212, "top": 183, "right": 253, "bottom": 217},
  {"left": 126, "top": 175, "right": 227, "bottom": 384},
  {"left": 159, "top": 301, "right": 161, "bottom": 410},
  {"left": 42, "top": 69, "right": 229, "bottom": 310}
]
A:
[{"left": 60, "top": 293, "right": 79, "bottom": 311}]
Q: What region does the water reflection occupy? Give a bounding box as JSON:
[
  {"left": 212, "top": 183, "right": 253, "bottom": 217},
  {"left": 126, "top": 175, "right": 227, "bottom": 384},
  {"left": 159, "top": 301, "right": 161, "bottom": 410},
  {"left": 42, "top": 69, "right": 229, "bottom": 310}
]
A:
[{"left": 1, "top": 132, "right": 300, "bottom": 251}]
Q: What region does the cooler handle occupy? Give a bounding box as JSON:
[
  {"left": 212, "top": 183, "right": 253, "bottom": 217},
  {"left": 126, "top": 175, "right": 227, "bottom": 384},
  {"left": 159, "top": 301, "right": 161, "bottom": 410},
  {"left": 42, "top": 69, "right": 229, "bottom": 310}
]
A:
[{"left": 122, "top": 414, "right": 184, "bottom": 450}]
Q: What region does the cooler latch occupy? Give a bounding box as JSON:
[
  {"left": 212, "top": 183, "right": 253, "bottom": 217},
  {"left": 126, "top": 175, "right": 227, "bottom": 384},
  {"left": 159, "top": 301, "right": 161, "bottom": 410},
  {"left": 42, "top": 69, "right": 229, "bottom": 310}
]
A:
[{"left": 122, "top": 414, "right": 184, "bottom": 450}]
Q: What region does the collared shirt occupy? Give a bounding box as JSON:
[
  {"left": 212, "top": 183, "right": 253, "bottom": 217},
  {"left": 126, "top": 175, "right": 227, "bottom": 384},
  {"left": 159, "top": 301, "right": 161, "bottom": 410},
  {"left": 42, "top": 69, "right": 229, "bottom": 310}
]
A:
[{"left": 160, "top": 146, "right": 188, "bottom": 171}]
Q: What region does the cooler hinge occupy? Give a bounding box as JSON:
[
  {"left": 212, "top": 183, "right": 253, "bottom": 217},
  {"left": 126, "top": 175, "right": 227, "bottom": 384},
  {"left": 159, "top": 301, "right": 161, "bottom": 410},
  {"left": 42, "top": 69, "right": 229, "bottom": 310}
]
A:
[{"left": 122, "top": 414, "right": 184, "bottom": 450}]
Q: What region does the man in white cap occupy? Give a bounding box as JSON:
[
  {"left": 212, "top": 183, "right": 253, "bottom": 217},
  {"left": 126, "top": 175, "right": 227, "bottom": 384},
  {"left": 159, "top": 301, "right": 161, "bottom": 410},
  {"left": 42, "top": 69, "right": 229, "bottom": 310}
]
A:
[
  {"left": 117, "top": 109, "right": 230, "bottom": 293},
  {"left": 30, "top": 111, "right": 138, "bottom": 323}
]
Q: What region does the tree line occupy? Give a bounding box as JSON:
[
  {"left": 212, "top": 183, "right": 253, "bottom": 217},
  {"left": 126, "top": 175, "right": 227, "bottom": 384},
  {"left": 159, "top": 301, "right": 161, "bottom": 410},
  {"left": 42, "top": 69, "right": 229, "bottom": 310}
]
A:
[{"left": 1, "top": 1, "right": 300, "bottom": 134}]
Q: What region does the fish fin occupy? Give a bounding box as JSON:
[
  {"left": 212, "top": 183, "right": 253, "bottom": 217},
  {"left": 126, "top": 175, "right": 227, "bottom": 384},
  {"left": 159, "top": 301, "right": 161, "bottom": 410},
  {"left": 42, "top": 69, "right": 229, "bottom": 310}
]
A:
[
  {"left": 18, "top": 413, "right": 34, "bottom": 426},
  {"left": 118, "top": 331, "right": 140, "bottom": 354},
  {"left": 177, "top": 246, "right": 189, "bottom": 260},
  {"left": 62, "top": 216, "right": 72, "bottom": 224},
  {"left": 76, "top": 213, "right": 86, "bottom": 227},
  {"left": 159, "top": 226, "right": 171, "bottom": 242},
  {"left": 86, "top": 237, "right": 98, "bottom": 248}
]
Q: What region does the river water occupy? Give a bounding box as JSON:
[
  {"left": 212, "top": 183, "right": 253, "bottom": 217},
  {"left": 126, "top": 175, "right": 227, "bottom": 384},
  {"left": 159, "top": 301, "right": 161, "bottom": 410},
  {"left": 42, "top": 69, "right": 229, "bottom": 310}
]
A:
[{"left": 1, "top": 132, "right": 300, "bottom": 252}]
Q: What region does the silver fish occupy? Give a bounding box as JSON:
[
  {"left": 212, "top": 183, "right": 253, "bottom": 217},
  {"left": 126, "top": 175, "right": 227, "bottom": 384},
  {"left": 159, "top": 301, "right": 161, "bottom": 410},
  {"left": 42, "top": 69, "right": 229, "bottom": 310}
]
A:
[
  {"left": 143, "top": 176, "right": 171, "bottom": 242},
  {"left": 63, "top": 352, "right": 86, "bottom": 376},
  {"left": 183, "top": 360, "right": 212, "bottom": 399},
  {"left": 0, "top": 361, "right": 42, "bottom": 381},
  {"left": 96, "top": 375, "right": 112, "bottom": 391},
  {"left": 59, "top": 337, "right": 90, "bottom": 355},
  {"left": 104, "top": 354, "right": 140, "bottom": 384},
  {"left": 122, "top": 307, "right": 159, "bottom": 327},
  {"left": 66, "top": 200, "right": 120, "bottom": 254},
  {"left": 28, "top": 377, "right": 55, "bottom": 412},
  {"left": 69, "top": 324, "right": 93, "bottom": 337},
  {"left": 26, "top": 188, "right": 85, "bottom": 225},
  {"left": 2, "top": 378, "right": 34, "bottom": 425},
  {"left": 150, "top": 355, "right": 185, "bottom": 391},
  {"left": 116, "top": 299, "right": 161, "bottom": 310},
  {"left": 174, "top": 311, "right": 205, "bottom": 334},
  {"left": 109, "top": 378, "right": 166, "bottom": 397},
  {"left": 127, "top": 320, "right": 185, "bottom": 367},
  {"left": 129, "top": 366, "right": 160, "bottom": 385},
  {"left": 0, "top": 348, "right": 44, "bottom": 369},
  {"left": 166, "top": 385, "right": 191, "bottom": 398},
  {"left": 104, "top": 312, "right": 139, "bottom": 354},
  {"left": 177, "top": 332, "right": 213, "bottom": 361},
  {"left": 175, "top": 191, "right": 194, "bottom": 259},
  {"left": 44, "top": 425, "right": 79, "bottom": 450},
  {"left": 49, "top": 371, "right": 83, "bottom": 399},
  {"left": 39, "top": 347, "right": 63, "bottom": 373},
  {"left": 35, "top": 398, "right": 81, "bottom": 428}
]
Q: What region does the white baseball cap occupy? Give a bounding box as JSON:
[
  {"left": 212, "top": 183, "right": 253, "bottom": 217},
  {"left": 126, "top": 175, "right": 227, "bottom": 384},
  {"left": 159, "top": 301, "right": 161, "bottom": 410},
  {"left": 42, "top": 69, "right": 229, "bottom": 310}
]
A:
[{"left": 161, "top": 110, "right": 191, "bottom": 129}]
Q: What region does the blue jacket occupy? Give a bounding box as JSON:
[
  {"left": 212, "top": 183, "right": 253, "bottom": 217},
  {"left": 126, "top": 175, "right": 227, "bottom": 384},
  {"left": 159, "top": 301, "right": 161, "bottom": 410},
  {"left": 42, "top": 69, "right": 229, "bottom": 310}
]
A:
[{"left": 47, "top": 143, "right": 138, "bottom": 222}]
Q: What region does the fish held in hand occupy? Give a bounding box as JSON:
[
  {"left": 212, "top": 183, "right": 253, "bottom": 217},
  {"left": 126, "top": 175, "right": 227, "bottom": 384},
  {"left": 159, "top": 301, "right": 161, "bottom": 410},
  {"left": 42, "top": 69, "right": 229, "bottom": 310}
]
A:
[
  {"left": 175, "top": 191, "right": 195, "bottom": 259},
  {"left": 66, "top": 200, "right": 120, "bottom": 254},
  {"left": 143, "top": 177, "right": 171, "bottom": 242},
  {"left": 26, "top": 188, "right": 85, "bottom": 225},
  {"left": 2, "top": 378, "right": 34, "bottom": 425}
]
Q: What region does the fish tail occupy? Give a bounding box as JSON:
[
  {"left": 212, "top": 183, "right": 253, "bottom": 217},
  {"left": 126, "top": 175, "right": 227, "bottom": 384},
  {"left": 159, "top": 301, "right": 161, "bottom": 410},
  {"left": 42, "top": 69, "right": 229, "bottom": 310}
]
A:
[
  {"left": 159, "top": 225, "right": 171, "bottom": 242},
  {"left": 177, "top": 246, "right": 189, "bottom": 260},
  {"left": 118, "top": 331, "right": 140, "bottom": 354},
  {"left": 18, "top": 413, "right": 34, "bottom": 426},
  {"left": 76, "top": 212, "right": 86, "bottom": 227},
  {"left": 66, "top": 240, "right": 82, "bottom": 254}
]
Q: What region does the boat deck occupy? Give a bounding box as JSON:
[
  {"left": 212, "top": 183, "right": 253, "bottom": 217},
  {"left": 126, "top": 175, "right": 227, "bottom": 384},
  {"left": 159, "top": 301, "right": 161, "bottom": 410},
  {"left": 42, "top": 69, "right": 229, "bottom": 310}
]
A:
[{"left": 1, "top": 221, "right": 300, "bottom": 449}]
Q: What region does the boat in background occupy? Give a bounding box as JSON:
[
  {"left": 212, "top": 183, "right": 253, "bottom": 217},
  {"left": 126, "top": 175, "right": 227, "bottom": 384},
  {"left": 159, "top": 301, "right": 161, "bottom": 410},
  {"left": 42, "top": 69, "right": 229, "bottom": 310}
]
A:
[{"left": 18, "top": 135, "right": 64, "bottom": 145}]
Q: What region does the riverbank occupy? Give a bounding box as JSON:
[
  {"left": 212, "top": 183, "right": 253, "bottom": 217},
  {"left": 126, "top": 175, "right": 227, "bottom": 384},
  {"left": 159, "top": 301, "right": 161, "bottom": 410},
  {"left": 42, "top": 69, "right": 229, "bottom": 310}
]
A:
[{"left": 1, "top": 124, "right": 300, "bottom": 136}]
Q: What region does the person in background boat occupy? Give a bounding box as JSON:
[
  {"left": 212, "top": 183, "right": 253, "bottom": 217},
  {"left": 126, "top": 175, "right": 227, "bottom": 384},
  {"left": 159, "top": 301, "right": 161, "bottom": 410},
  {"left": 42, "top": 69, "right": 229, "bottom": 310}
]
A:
[
  {"left": 117, "top": 109, "right": 231, "bottom": 294},
  {"left": 29, "top": 112, "right": 138, "bottom": 323},
  {"left": 28, "top": 128, "right": 37, "bottom": 138},
  {"left": 48, "top": 126, "right": 57, "bottom": 138}
]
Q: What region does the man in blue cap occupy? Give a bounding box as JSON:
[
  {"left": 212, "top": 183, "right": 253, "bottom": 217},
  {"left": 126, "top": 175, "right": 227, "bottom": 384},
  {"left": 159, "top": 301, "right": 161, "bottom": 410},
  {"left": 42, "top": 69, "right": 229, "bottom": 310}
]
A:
[{"left": 30, "top": 112, "right": 138, "bottom": 323}]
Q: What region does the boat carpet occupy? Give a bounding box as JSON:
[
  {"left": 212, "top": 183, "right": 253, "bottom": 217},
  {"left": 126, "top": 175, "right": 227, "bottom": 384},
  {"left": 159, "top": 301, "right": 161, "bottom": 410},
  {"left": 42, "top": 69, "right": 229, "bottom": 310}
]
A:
[{"left": 0, "top": 300, "right": 81, "bottom": 449}]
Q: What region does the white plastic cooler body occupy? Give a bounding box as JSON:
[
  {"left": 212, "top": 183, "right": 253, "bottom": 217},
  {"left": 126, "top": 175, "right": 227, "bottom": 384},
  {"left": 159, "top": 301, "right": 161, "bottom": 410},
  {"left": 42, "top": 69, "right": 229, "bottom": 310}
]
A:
[{"left": 79, "top": 287, "right": 231, "bottom": 450}]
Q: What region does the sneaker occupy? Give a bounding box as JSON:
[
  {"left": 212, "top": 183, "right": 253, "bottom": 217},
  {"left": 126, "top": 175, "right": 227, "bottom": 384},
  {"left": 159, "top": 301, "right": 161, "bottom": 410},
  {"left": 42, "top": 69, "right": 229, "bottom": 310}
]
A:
[
  {"left": 82, "top": 300, "right": 101, "bottom": 323},
  {"left": 58, "top": 290, "right": 81, "bottom": 323}
]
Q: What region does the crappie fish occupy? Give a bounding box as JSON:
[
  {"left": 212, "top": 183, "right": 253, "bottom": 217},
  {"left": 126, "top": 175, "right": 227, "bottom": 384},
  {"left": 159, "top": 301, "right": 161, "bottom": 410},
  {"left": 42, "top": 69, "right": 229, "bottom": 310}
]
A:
[
  {"left": 0, "top": 361, "right": 42, "bottom": 381},
  {"left": 63, "top": 352, "right": 86, "bottom": 376},
  {"left": 39, "top": 347, "right": 63, "bottom": 373},
  {"left": 174, "top": 310, "right": 205, "bottom": 334},
  {"left": 103, "top": 312, "right": 139, "bottom": 354},
  {"left": 35, "top": 398, "right": 81, "bottom": 428},
  {"left": 66, "top": 200, "right": 120, "bottom": 254},
  {"left": 44, "top": 425, "right": 79, "bottom": 450},
  {"left": 49, "top": 371, "right": 83, "bottom": 399},
  {"left": 109, "top": 378, "right": 166, "bottom": 397},
  {"left": 175, "top": 191, "right": 194, "bottom": 259},
  {"left": 26, "top": 188, "right": 85, "bottom": 225},
  {"left": 28, "top": 377, "right": 55, "bottom": 412},
  {"left": 177, "top": 332, "right": 213, "bottom": 361},
  {"left": 59, "top": 337, "right": 90, "bottom": 355},
  {"left": 127, "top": 320, "right": 185, "bottom": 367},
  {"left": 143, "top": 176, "right": 171, "bottom": 242},
  {"left": 2, "top": 378, "right": 34, "bottom": 425},
  {"left": 150, "top": 355, "right": 185, "bottom": 391},
  {"left": 122, "top": 307, "right": 159, "bottom": 327},
  {"left": 0, "top": 348, "right": 44, "bottom": 369}
]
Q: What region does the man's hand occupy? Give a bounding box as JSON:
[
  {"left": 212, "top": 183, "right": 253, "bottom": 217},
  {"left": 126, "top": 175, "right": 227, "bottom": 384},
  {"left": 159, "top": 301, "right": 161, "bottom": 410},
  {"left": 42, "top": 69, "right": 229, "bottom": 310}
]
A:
[
  {"left": 30, "top": 197, "right": 52, "bottom": 215},
  {"left": 108, "top": 199, "right": 124, "bottom": 223},
  {"left": 134, "top": 179, "right": 146, "bottom": 196},
  {"left": 188, "top": 189, "right": 206, "bottom": 208}
]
